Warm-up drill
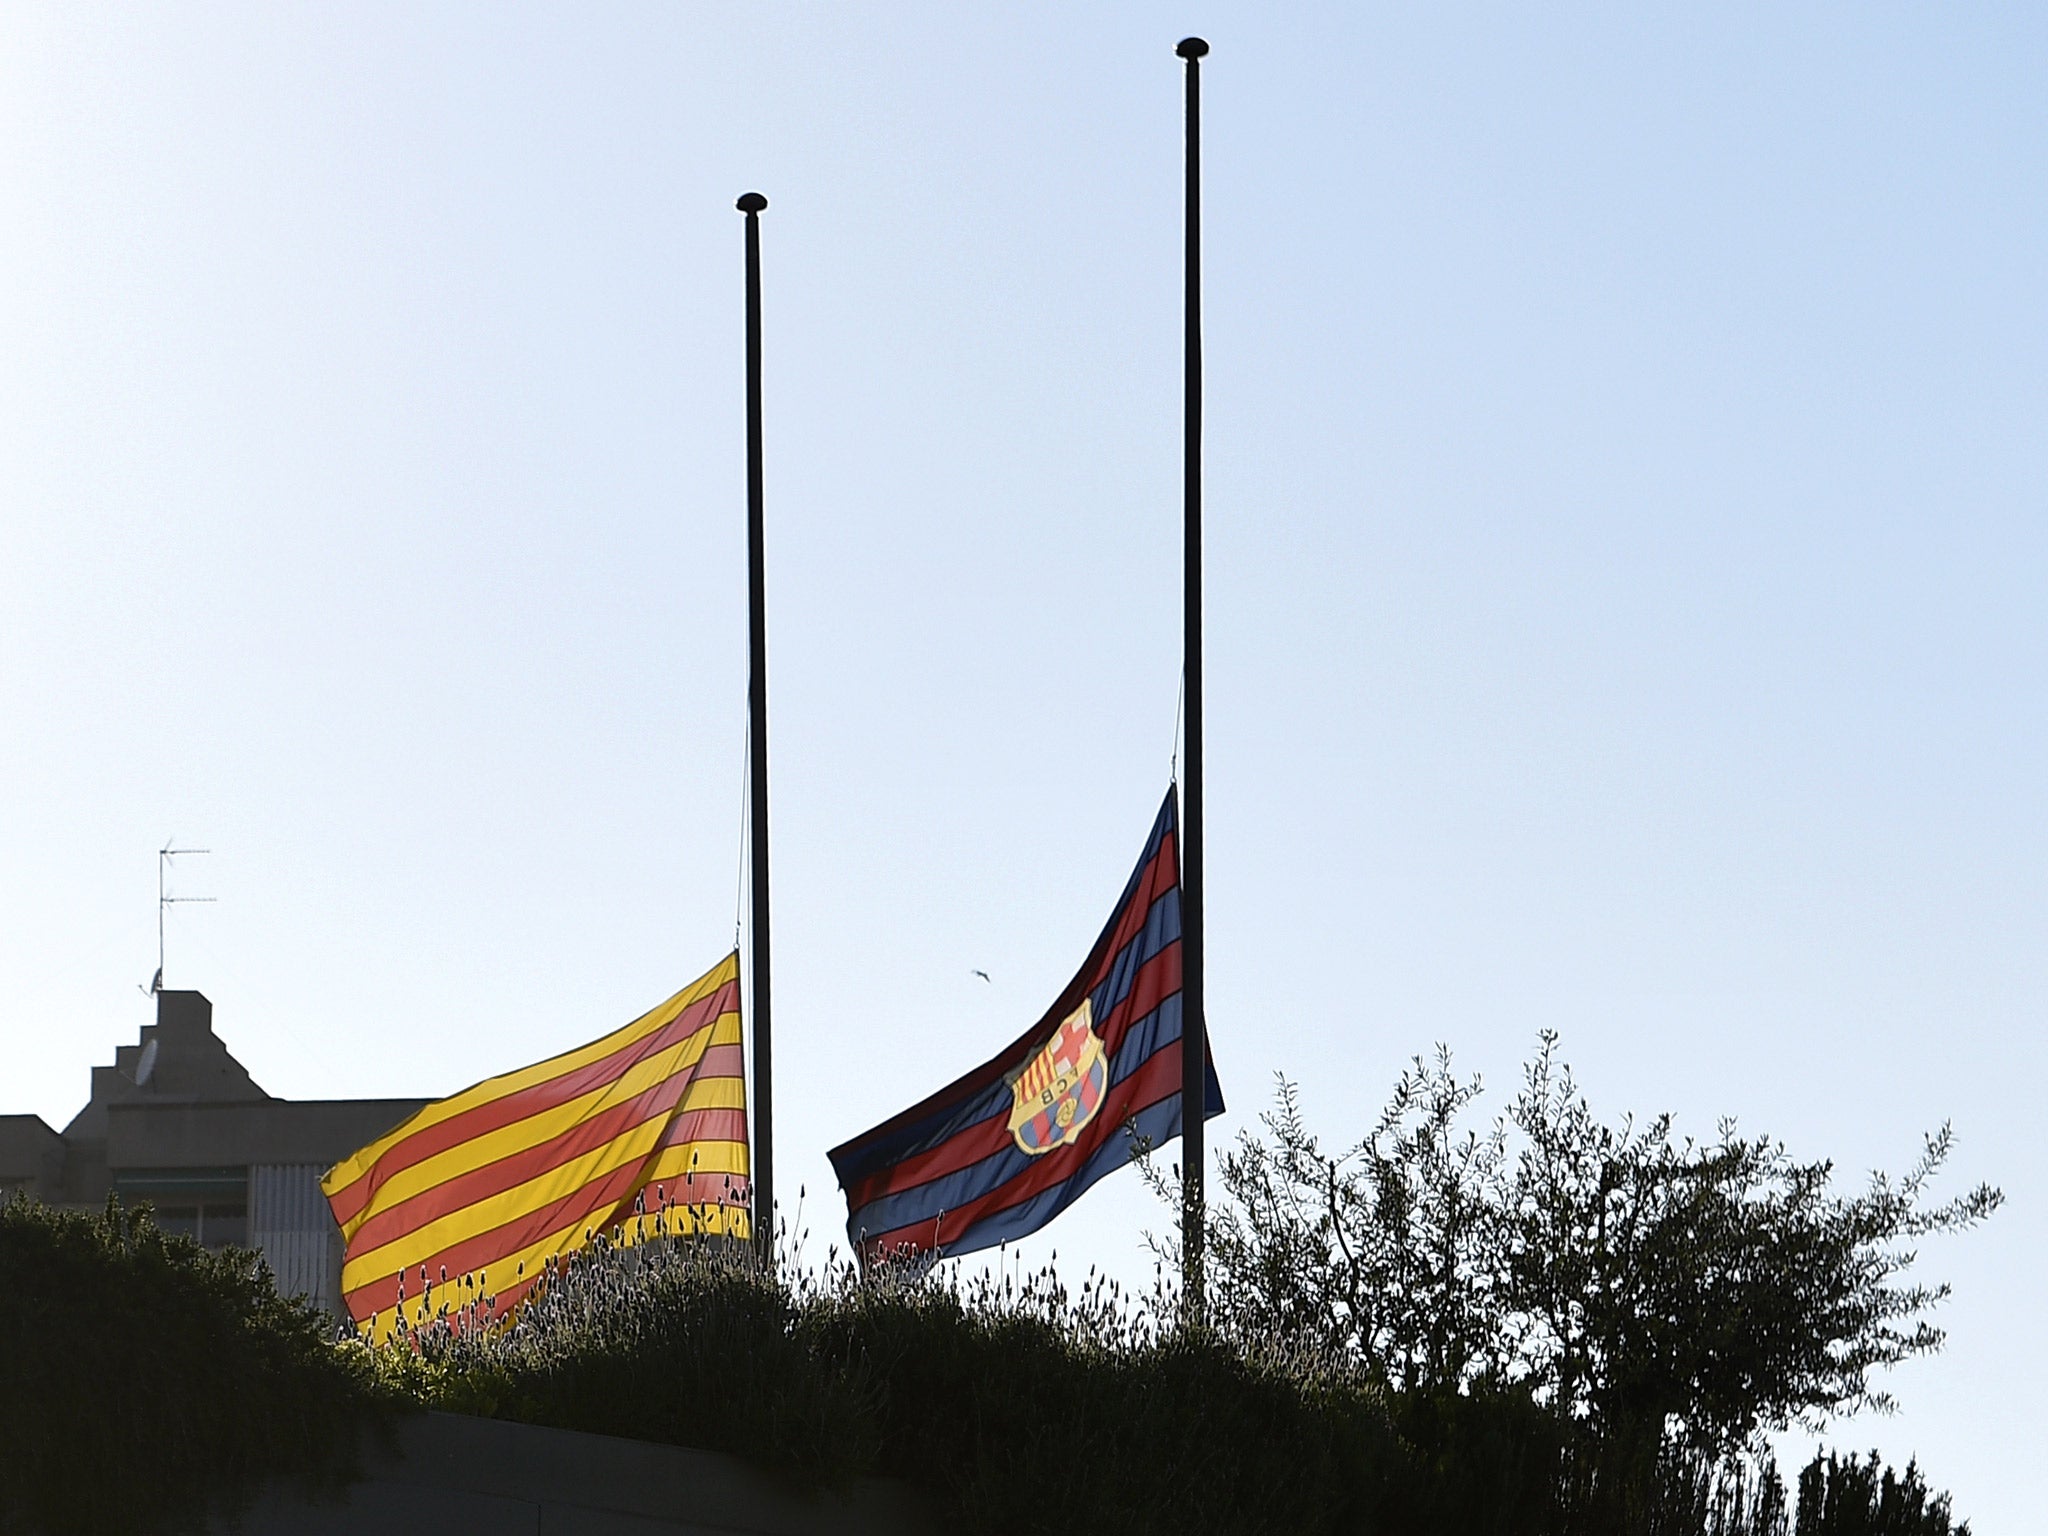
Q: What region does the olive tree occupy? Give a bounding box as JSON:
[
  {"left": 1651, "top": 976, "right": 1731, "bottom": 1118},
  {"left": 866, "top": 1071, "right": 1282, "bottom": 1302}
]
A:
[
  {"left": 1148, "top": 1033, "right": 2001, "bottom": 1453},
  {"left": 1502, "top": 1034, "right": 2000, "bottom": 1449}
]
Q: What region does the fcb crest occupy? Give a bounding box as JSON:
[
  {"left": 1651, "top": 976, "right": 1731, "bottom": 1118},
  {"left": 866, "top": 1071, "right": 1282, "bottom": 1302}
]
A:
[{"left": 1006, "top": 998, "right": 1109, "bottom": 1156}]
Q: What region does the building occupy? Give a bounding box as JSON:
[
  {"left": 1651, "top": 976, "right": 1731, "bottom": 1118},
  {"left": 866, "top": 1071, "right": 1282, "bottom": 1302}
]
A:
[{"left": 0, "top": 989, "right": 425, "bottom": 1317}]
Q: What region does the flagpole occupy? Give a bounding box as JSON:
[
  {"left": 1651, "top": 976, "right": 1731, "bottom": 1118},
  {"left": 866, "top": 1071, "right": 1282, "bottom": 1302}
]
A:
[
  {"left": 1175, "top": 36, "right": 1208, "bottom": 1325},
  {"left": 738, "top": 190, "right": 775, "bottom": 1256}
]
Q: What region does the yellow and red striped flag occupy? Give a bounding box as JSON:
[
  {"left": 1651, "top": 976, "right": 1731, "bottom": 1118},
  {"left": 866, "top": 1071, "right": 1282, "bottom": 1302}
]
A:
[{"left": 322, "top": 953, "right": 748, "bottom": 1341}]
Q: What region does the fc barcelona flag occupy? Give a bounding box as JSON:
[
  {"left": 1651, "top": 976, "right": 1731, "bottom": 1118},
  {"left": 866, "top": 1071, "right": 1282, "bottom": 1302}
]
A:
[{"left": 829, "top": 789, "right": 1223, "bottom": 1263}]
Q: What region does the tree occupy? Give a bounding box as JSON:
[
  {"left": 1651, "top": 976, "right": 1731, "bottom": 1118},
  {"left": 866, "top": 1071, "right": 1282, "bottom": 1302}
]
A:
[
  {"left": 1145, "top": 1051, "right": 1515, "bottom": 1393},
  {"left": 1152, "top": 1033, "right": 2001, "bottom": 1455},
  {"left": 1502, "top": 1034, "right": 2000, "bottom": 1451}
]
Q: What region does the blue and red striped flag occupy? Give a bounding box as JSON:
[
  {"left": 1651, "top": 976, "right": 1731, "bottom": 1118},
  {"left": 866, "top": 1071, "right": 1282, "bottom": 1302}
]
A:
[{"left": 828, "top": 789, "right": 1223, "bottom": 1263}]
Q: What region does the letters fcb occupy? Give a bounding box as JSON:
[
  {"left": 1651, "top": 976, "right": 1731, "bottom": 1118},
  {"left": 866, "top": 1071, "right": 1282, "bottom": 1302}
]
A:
[{"left": 1006, "top": 999, "right": 1109, "bottom": 1155}]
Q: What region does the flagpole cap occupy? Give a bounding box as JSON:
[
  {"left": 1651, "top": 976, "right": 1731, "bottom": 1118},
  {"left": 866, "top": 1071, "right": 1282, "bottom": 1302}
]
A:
[
  {"left": 736, "top": 192, "right": 768, "bottom": 214},
  {"left": 1176, "top": 37, "right": 1209, "bottom": 60}
]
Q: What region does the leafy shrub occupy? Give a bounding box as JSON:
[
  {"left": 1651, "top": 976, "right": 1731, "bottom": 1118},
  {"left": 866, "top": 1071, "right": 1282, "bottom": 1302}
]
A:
[
  {"left": 395, "top": 1234, "right": 881, "bottom": 1486},
  {"left": 1794, "top": 1451, "right": 1966, "bottom": 1536},
  {"left": 0, "top": 1196, "right": 399, "bottom": 1536},
  {"left": 393, "top": 1225, "right": 1973, "bottom": 1536},
  {"left": 403, "top": 1231, "right": 1414, "bottom": 1534}
]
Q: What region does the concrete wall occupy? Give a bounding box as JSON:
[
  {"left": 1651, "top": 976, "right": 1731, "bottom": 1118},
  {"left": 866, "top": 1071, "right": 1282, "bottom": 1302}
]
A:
[
  {"left": 105, "top": 1097, "right": 426, "bottom": 1171},
  {"left": 0, "top": 1115, "right": 63, "bottom": 1200},
  {"left": 218, "top": 1412, "right": 946, "bottom": 1536}
]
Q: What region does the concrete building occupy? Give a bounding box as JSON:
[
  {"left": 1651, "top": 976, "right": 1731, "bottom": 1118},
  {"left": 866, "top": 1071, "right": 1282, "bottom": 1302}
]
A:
[{"left": 0, "top": 989, "right": 425, "bottom": 1316}]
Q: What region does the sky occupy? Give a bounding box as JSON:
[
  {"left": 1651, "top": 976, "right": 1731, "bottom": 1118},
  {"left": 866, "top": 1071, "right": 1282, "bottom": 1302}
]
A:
[{"left": 2, "top": 4, "right": 2042, "bottom": 1524}]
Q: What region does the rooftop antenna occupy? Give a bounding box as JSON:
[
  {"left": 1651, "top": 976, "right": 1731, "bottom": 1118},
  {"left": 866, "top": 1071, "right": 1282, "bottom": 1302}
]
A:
[{"left": 153, "top": 840, "right": 214, "bottom": 993}]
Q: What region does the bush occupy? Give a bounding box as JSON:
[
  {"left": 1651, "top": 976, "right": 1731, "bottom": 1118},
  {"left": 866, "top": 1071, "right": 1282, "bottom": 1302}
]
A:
[
  {"left": 800, "top": 1270, "right": 1400, "bottom": 1533},
  {"left": 403, "top": 1232, "right": 1414, "bottom": 1533},
  {"left": 398, "top": 1234, "right": 881, "bottom": 1486},
  {"left": 394, "top": 1226, "right": 1973, "bottom": 1536},
  {"left": 0, "top": 1196, "right": 400, "bottom": 1536},
  {"left": 1794, "top": 1451, "right": 1966, "bottom": 1536}
]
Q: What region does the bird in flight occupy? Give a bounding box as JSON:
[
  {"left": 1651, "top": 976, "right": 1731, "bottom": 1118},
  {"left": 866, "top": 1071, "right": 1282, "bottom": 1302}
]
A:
[{"left": 971, "top": 969, "right": 991, "bottom": 983}]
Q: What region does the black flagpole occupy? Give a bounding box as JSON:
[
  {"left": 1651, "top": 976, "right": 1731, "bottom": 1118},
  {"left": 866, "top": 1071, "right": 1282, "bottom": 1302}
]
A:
[
  {"left": 738, "top": 191, "right": 775, "bottom": 1255},
  {"left": 1175, "top": 36, "right": 1208, "bottom": 1324}
]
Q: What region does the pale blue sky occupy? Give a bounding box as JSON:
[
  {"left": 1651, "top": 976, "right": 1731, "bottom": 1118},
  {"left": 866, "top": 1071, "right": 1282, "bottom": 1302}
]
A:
[{"left": 3, "top": 6, "right": 2041, "bottom": 1524}]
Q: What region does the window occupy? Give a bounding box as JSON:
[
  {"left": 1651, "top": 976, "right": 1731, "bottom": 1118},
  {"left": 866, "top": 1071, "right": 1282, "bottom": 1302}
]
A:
[
  {"left": 112, "top": 1169, "right": 249, "bottom": 1249},
  {"left": 152, "top": 1205, "right": 200, "bottom": 1240},
  {"left": 203, "top": 1204, "right": 247, "bottom": 1248}
]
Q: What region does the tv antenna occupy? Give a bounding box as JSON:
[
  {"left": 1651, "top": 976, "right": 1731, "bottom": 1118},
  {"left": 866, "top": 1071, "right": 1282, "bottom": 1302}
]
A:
[{"left": 150, "top": 840, "right": 214, "bottom": 993}]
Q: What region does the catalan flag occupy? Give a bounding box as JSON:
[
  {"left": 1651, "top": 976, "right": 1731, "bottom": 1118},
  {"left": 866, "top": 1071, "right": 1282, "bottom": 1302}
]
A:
[
  {"left": 829, "top": 789, "right": 1222, "bottom": 1263},
  {"left": 323, "top": 953, "right": 749, "bottom": 1340}
]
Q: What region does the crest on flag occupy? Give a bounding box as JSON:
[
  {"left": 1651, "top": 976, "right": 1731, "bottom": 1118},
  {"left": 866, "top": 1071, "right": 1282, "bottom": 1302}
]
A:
[{"left": 1006, "top": 999, "right": 1109, "bottom": 1155}]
